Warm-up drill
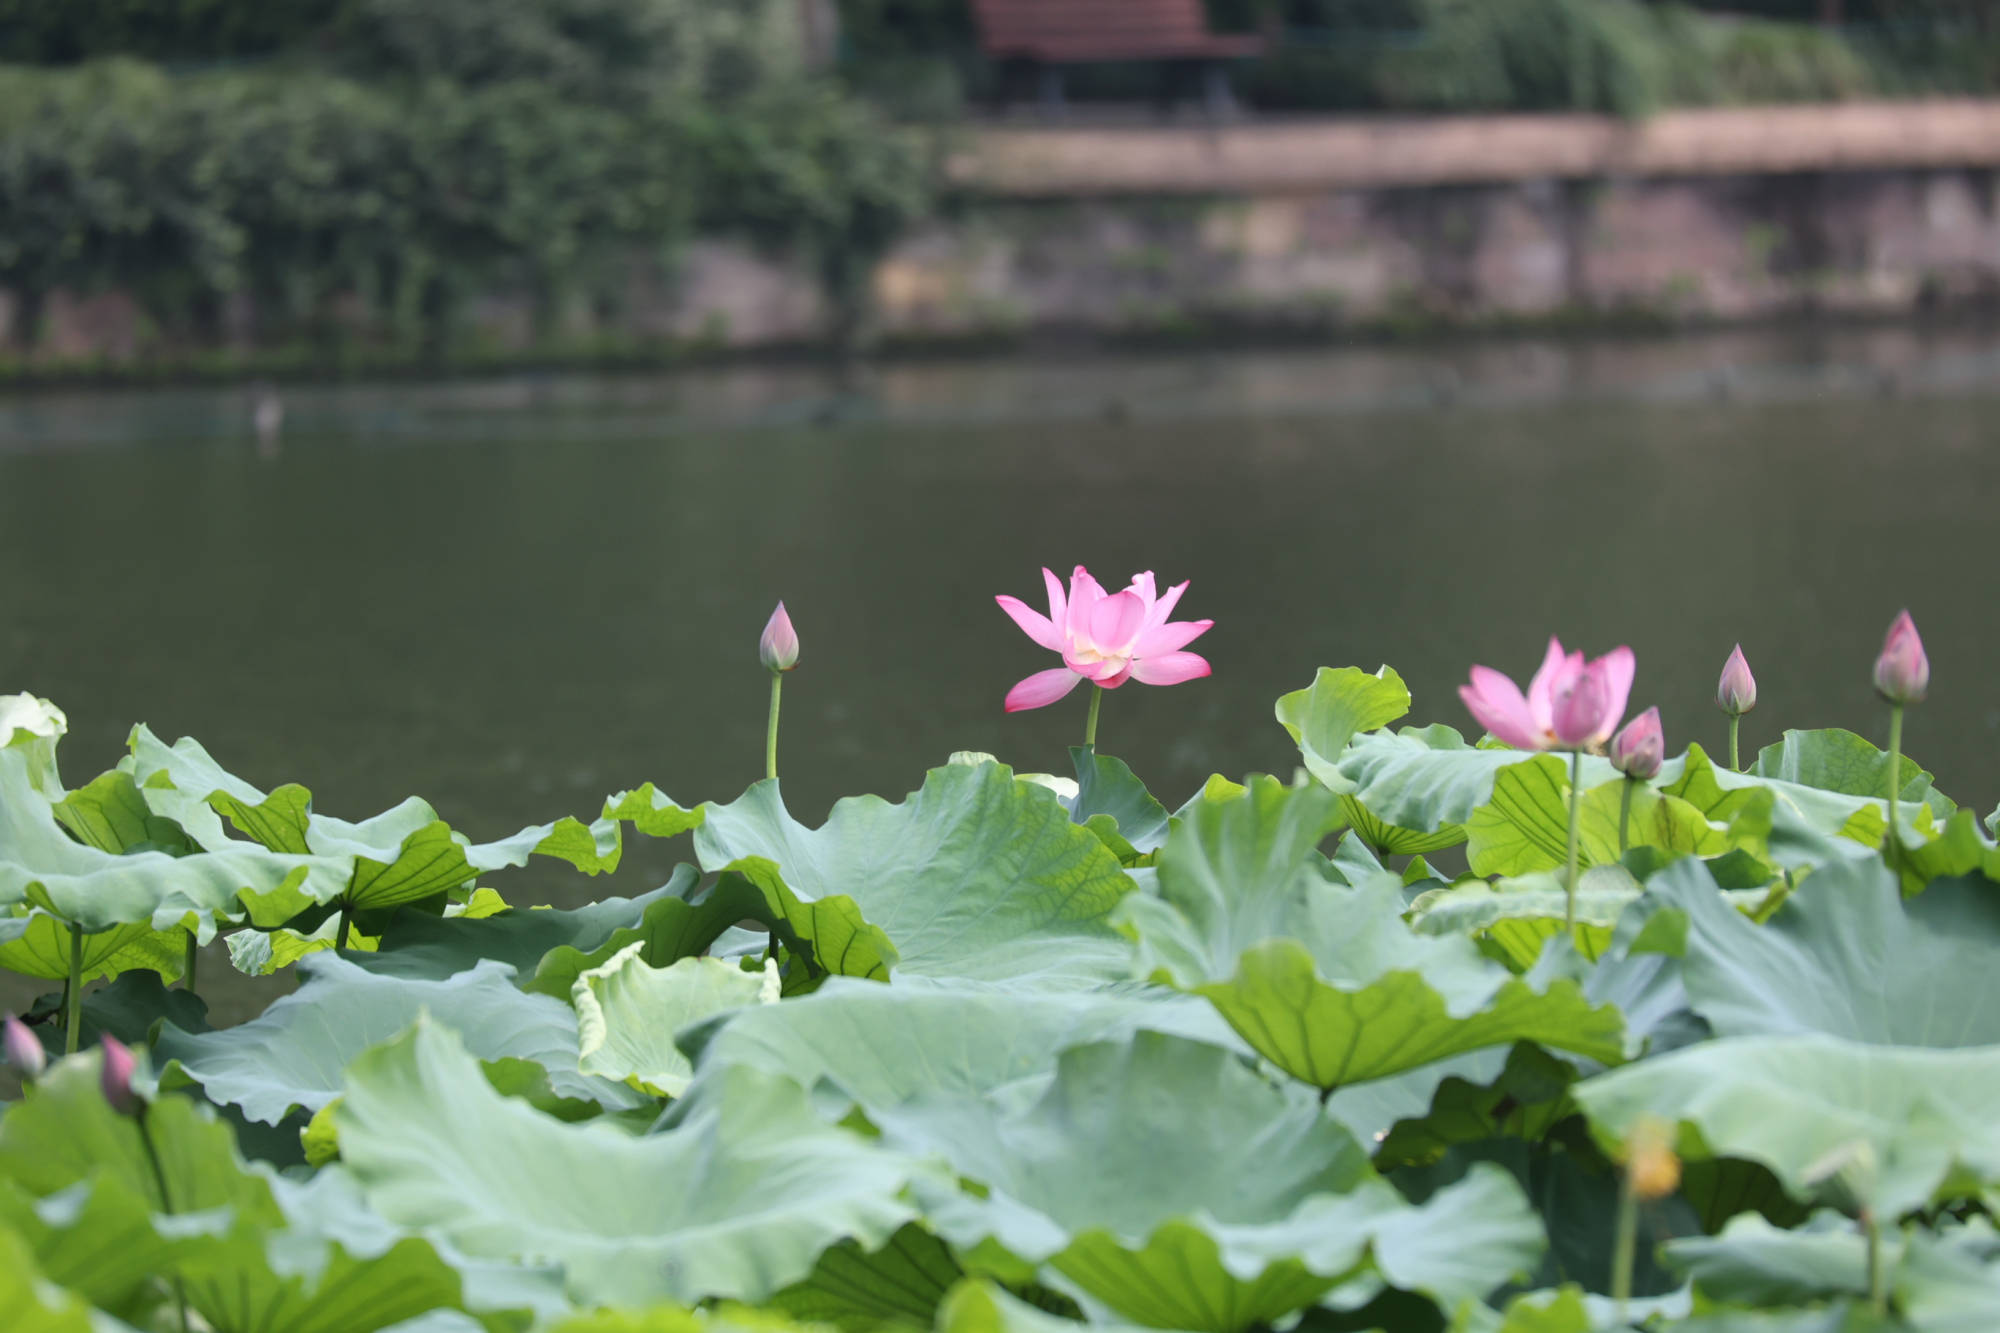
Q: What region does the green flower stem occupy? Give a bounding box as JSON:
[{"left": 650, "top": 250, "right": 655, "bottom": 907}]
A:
[
  {"left": 135, "top": 1107, "right": 191, "bottom": 1333},
  {"left": 766, "top": 672, "right": 783, "bottom": 782},
  {"left": 1752, "top": 868, "right": 1796, "bottom": 924},
  {"left": 65, "top": 922, "right": 84, "bottom": 1055},
  {"left": 183, "top": 932, "right": 198, "bottom": 994},
  {"left": 1728, "top": 714, "right": 1741, "bottom": 772},
  {"left": 335, "top": 904, "right": 352, "bottom": 952},
  {"left": 1864, "top": 1210, "right": 1886, "bottom": 1318},
  {"left": 1617, "top": 777, "right": 1636, "bottom": 857},
  {"left": 1885, "top": 703, "right": 1904, "bottom": 857},
  {"left": 1563, "top": 749, "right": 1584, "bottom": 934},
  {"left": 1083, "top": 684, "right": 1104, "bottom": 750},
  {"left": 1611, "top": 1162, "right": 1639, "bottom": 1324}
]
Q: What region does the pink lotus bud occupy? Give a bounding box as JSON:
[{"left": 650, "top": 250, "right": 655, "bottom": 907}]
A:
[
  {"left": 1609, "top": 707, "right": 1665, "bottom": 780},
  {"left": 100, "top": 1036, "right": 138, "bottom": 1115},
  {"left": 3, "top": 1014, "right": 44, "bottom": 1080},
  {"left": 1549, "top": 660, "right": 1613, "bottom": 749},
  {"left": 1873, "top": 611, "right": 1929, "bottom": 705},
  {"left": 1715, "top": 645, "right": 1757, "bottom": 716},
  {"left": 758, "top": 602, "right": 799, "bottom": 673}
]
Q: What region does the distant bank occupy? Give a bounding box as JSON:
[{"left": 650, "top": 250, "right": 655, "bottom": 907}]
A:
[{"left": 13, "top": 101, "right": 2000, "bottom": 383}]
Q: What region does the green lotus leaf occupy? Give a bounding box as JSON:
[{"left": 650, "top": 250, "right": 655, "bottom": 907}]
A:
[
  {"left": 154, "top": 954, "right": 644, "bottom": 1123},
  {"left": 0, "top": 692, "right": 68, "bottom": 800},
  {"left": 873, "top": 1034, "right": 1541, "bottom": 1331},
  {"left": 1896, "top": 809, "right": 2000, "bottom": 892},
  {"left": 0, "top": 746, "right": 352, "bottom": 939},
  {"left": 0, "top": 1046, "right": 280, "bottom": 1223},
  {"left": 526, "top": 872, "right": 775, "bottom": 999},
  {"left": 0, "top": 1225, "right": 98, "bottom": 1333},
  {"left": 574, "top": 946, "right": 780, "bottom": 1098},
  {"left": 1665, "top": 1210, "right": 1879, "bottom": 1306},
  {"left": 1128, "top": 777, "right": 1624, "bottom": 1090},
  {"left": 1335, "top": 726, "right": 1624, "bottom": 838},
  {"left": 354, "top": 869, "right": 699, "bottom": 981},
  {"left": 1649, "top": 857, "right": 2000, "bottom": 1046},
  {"left": 0, "top": 908, "right": 190, "bottom": 984},
  {"left": 1275, "top": 665, "right": 1413, "bottom": 795},
  {"left": 1067, "top": 748, "right": 1170, "bottom": 862},
  {"left": 52, "top": 768, "right": 191, "bottom": 856},
  {"left": 0, "top": 1174, "right": 199, "bottom": 1317},
  {"left": 126, "top": 726, "right": 700, "bottom": 913},
  {"left": 679, "top": 974, "right": 1247, "bottom": 1119},
  {"left": 1463, "top": 755, "right": 1744, "bottom": 879},
  {"left": 336, "top": 1018, "right": 925, "bottom": 1307},
  {"left": 1294, "top": 683, "right": 1474, "bottom": 852},
  {"left": 1574, "top": 1033, "right": 2000, "bottom": 1218},
  {"left": 936, "top": 1278, "right": 1184, "bottom": 1333},
  {"left": 1408, "top": 869, "right": 1640, "bottom": 969},
  {"left": 694, "top": 765, "right": 1133, "bottom": 985},
  {"left": 1988, "top": 804, "right": 1999, "bottom": 841},
  {"left": 770, "top": 1224, "right": 964, "bottom": 1329},
  {"left": 226, "top": 915, "right": 377, "bottom": 976},
  {"left": 1751, "top": 729, "right": 1953, "bottom": 821}
]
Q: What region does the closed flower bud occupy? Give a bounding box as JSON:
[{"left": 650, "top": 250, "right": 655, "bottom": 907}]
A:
[
  {"left": 1715, "top": 645, "right": 1757, "bottom": 716},
  {"left": 100, "top": 1036, "right": 139, "bottom": 1115},
  {"left": 1624, "top": 1116, "right": 1681, "bottom": 1201},
  {"left": 1873, "top": 610, "right": 1929, "bottom": 705},
  {"left": 1609, "top": 707, "right": 1664, "bottom": 781},
  {"left": 759, "top": 602, "right": 800, "bottom": 673},
  {"left": 3, "top": 1014, "right": 44, "bottom": 1080}
]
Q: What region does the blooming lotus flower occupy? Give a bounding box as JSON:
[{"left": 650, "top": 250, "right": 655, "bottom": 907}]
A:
[
  {"left": 1716, "top": 645, "right": 1757, "bottom": 716},
  {"left": 1609, "top": 707, "right": 1664, "bottom": 780},
  {"left": 759, "top": 602, "right": 799, "bottom": 673},
  {"left": 1459, "top": 638, "right": 1635, "bottom": 751},
  {"left": 2, "top": 1014, "right": 43, "bottom": 1079},
  {"left": 996, "top": 566, "right": 1213, "bottom": 712},
  {"left": 1873, "top": 610, "right": 1929, "bottom": 705},
  {"left": 100, "top": 1036, "right": 138, "bottom": 1114}
]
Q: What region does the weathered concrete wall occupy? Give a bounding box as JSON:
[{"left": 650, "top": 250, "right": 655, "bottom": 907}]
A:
[{"left": 14, "top": 104, "right": 2000, "bottom": 362}]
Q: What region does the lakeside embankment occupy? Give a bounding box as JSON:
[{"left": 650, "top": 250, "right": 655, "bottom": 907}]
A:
[{"left": 14, "top": 101, "right": 2000, "bottom": 378}]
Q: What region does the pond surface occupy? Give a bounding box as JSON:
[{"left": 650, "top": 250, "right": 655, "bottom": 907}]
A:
[{"left": 5, "top": 326, "right": 2000, "bottom": 966}]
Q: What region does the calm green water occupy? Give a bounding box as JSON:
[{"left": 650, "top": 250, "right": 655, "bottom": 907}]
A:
[{"left": 4, "top": 329, "right": 1999, "bottom": 961}]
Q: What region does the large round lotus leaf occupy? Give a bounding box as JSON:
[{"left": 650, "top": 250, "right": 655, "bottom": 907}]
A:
[
  {"left": 0, "top": 746, "right": 351, "bottom": 936},
  {"left": 1575, "top": 1032, "right": 2000, "bottom": 1218},
  {"left": 679, "top": 974, "right": 1249, "bottom": 1118},
  {"left": 154, "top": 954, "right": 644, "bottom": 1122},
  {"left": 336, "top": 1019, "right": 926, "bottom": 1308},
  {"left": 1125, "top": 776, "right": 1624, "bottom": 1091},
  {"left": 693, "top": 764, "right": 1133, "bottom": 985},
  {"left": 1646, "top": 857, "right": 2000, "bottom": 1047},
  {"left": 872, "top": 1033, "right": 1541, "bottom": 1331}
]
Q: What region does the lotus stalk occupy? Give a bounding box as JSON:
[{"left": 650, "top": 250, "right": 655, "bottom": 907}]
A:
[
  {"left": 760, "top": 602, "right": 800, "bottom": 782},
  {"left": 997, "top": 565, "right": 1214, "bottom": 751},
  {"left": 65, "top": 921, "right": 83, "bottom": 1055},
  {"left": 1614, "top": 1118, "right": 1680, "bottom": 1324},
  {"left": 1716, "top": 645, "right": 1756, "bottom": 772}
]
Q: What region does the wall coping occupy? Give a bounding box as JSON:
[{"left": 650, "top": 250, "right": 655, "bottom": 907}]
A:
[{"left": 950, "top": 100, "right": 2000, "bottom": 196}]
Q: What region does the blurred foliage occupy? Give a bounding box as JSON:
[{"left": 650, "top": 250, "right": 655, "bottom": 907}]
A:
[{"left": 0, "top": 0, "right": 937, "bottom": 355}]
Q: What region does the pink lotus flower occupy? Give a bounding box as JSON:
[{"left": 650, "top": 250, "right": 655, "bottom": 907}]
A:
[
  {"left": 1873, "top": 610, "right": 1929, "bottom": 705},
  {"left": 1716, "top": 645, "right": 1757, "bottom": 716},
  {"left": 997, "top": 566, "right": 1213, "bottom": 712},
  {"left": 1609, "top": 707, "right": 1665, "bottom": 780},
  {"left": 1459, "top": 638, "right": 1635, "bottom": 751},
  {"left": 759, "top": 602, "right": 799, "bottom": 673},
  {"left": 100, "top": 1035, "right": 138, "bottom": 1114}
]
